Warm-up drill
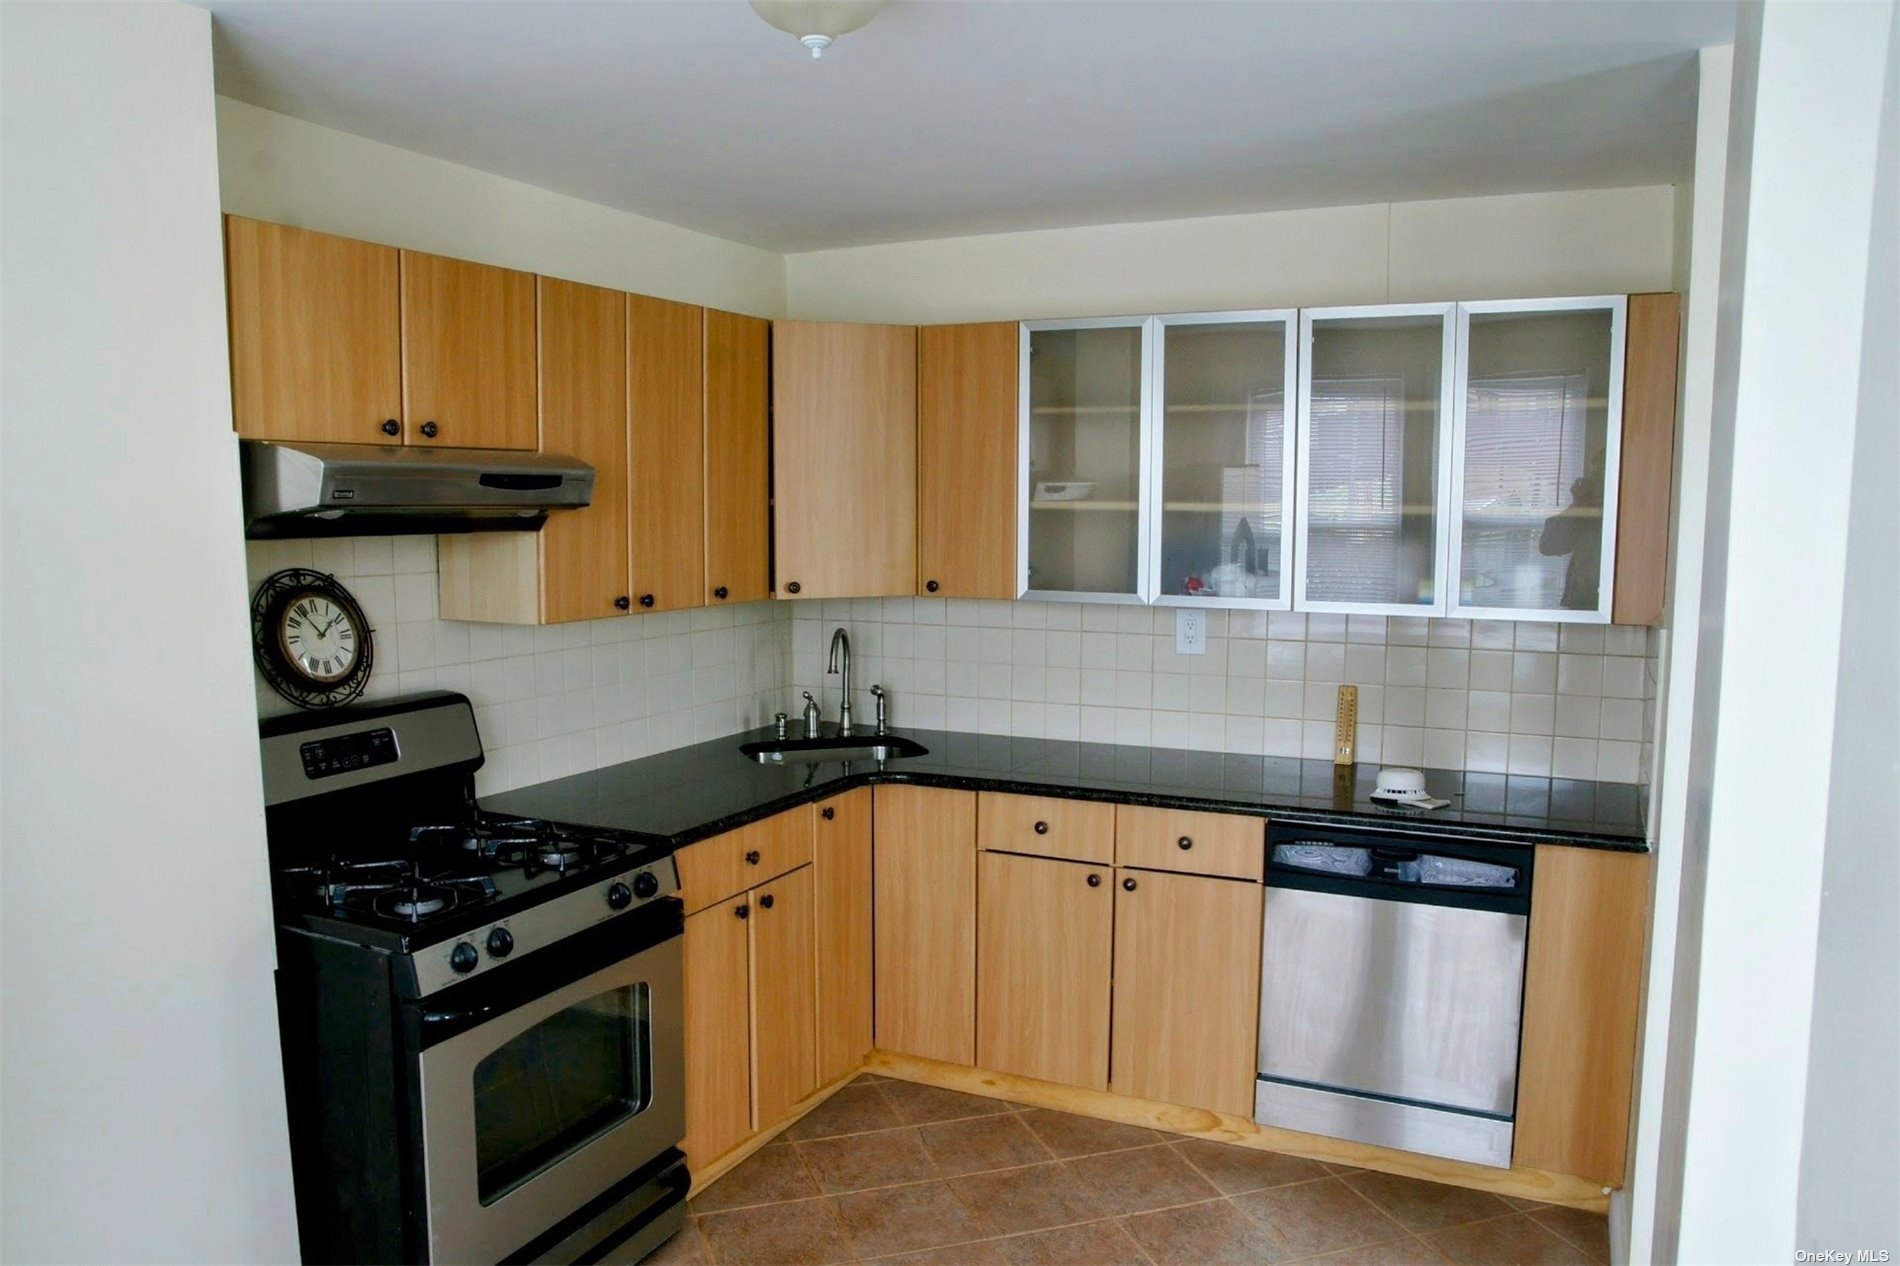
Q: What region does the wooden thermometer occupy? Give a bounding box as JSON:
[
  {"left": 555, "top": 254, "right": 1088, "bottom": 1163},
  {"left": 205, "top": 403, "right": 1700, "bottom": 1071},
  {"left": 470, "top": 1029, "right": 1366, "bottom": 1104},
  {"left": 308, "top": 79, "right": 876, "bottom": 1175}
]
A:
[{"left": 1334, "top": 685, "right": 1358, "bottom": 766}]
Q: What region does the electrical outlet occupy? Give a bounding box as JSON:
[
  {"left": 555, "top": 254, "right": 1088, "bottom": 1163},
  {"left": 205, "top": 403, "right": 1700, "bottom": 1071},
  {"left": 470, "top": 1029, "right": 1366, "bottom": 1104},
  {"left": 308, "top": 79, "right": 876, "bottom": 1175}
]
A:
[{"left": 1175, "top": 608, "right": 1207, "bottom": 655}]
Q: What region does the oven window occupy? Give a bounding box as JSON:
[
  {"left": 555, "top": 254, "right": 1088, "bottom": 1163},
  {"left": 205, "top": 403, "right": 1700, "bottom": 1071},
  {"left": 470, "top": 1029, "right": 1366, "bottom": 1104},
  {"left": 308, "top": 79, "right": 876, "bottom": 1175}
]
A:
[{"left": 472, "top": 983, "right": 651, "bottom": 1204}]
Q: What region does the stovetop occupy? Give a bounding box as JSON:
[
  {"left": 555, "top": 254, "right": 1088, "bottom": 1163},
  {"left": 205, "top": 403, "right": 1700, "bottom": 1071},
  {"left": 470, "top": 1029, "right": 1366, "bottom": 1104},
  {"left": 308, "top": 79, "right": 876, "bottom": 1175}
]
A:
[{"left": 271, "top": 811, "right": 675, "bottom": 950}]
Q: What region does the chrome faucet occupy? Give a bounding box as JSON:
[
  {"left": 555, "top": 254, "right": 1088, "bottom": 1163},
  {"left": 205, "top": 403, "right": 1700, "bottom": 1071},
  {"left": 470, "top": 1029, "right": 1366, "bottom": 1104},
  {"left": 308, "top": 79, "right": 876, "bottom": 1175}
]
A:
[
  {"left": 870, "top": 684, "right": 888, "bottom": 736},
  {"left": 828, "top": 627, "right": 854, "bottom": 737}
]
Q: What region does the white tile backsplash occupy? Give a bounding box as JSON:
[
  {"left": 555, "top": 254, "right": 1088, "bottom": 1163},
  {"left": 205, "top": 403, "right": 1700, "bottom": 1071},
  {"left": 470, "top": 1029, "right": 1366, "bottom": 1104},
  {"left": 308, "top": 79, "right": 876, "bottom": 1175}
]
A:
[
  {"left": 246, "top": 537, "right": 1663, "bottom": 791},
  {"left": 791, "top": 599, "right": 1662, "bottom": 784}
]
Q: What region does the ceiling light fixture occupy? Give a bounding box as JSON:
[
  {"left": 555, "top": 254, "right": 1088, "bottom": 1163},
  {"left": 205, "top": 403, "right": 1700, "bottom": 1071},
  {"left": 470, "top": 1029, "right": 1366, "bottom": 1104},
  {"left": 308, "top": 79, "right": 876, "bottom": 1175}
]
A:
[{"left": 749, "top": 0, "right": 886, "bottom": 58}]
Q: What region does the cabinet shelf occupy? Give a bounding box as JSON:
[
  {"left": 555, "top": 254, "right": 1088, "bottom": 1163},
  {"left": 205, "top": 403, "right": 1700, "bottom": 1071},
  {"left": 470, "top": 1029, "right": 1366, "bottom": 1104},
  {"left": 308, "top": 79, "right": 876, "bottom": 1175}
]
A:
[
  {"left": 1030, "top": 500, "right": 1139, "bottom": 512},
  {"left": 1031, "top": 405, "right": 1140, "bottom": 417}
]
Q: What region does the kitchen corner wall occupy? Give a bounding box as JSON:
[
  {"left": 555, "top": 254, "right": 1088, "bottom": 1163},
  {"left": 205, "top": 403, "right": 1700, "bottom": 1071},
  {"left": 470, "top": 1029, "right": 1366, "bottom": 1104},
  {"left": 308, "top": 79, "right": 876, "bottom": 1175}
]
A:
[
  {"left": 792, "top": 599, "right": 1660, "bottom": 783},
  {"left": 247, "top": 537, "right": 791, "bottom": 795}
]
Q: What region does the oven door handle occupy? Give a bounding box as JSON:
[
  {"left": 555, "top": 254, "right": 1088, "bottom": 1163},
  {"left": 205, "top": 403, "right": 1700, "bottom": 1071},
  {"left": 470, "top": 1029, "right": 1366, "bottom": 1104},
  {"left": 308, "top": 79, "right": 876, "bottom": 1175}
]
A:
[{"left": 421, "top": 1001, "right": 502, "bottom": 1027}]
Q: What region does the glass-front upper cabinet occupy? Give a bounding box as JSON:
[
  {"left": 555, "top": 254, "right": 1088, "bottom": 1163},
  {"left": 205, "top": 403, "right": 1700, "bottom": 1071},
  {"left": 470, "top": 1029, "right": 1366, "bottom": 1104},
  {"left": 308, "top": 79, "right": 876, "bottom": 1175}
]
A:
[
  {"left": 1020, "top": 319, "right": 1151, "bottom": 600},
  {"left": 1150, "top": 312, "right": 1297, "bottom": 610},
  {"left": 1295, "top": 304, "right": 1457, "bottom": 615},
  {"left": 1450, "top": 298, "right": 1626, "bottom": 622}
]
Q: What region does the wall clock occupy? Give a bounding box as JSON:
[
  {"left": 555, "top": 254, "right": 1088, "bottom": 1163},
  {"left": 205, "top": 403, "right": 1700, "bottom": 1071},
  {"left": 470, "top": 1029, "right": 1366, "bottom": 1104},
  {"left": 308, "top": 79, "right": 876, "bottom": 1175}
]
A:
[{"left": 252, "top": 568, "right": 375, "bottom": 710}]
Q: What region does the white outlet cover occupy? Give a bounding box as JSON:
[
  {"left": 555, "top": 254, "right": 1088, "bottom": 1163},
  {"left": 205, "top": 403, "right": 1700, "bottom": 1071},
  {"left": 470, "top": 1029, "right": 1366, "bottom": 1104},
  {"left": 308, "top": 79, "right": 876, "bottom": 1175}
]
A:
[{"left": 1175, "top": 608, "right": 1207, "bottom": 655}]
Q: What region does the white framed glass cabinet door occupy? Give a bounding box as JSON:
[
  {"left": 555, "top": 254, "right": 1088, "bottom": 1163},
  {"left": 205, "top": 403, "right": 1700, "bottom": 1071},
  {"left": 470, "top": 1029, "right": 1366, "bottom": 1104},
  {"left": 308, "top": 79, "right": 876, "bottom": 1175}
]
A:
[
  {"left": 1149, "top": 311, "right": 1298, "bottom": 610},
  {"left": 1449, "top": 297, "right": 1626, "bottom": 622},
  {"left": 1294, "top": 304, "right": 1457, "bottom": 615},
  {"left": 1019, "top": 318, "right": 1152, "bottom": 601}
]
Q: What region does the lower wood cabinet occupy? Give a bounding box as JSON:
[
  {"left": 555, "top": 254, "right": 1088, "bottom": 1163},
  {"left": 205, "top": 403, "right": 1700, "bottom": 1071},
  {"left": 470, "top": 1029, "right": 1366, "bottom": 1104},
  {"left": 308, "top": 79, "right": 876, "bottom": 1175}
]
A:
[
  {"left": 749, "top": 866, "right": 818, "bottom": 1128},
  {"left": 873, "top": 785, "right": 976, "bottom": 1064},
  {"left": 813, "top": 789, "right": 874, "bottom": 1083},
  {"left": 976, "top": 850, "right": 1114, "bottom": 1090},
  {"left": 682, "top": 894, "right": 752, "bottom": 1168},
  {"left": 1111, "top": 867, "right": 1264, "bottom": 1115},
  {"left": 678, "top": 809, "right": 820, "bottom": 1170},
  {"left": 1514, "top": 845, "right": 1650, "bottom": 1184}
]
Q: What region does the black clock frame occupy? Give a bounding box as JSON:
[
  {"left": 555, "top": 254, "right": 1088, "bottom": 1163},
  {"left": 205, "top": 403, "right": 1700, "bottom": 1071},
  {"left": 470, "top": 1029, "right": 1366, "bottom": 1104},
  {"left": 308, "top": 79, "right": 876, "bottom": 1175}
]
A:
[{"left": 252, "top": 568, "right": 376, "bottom": 710}]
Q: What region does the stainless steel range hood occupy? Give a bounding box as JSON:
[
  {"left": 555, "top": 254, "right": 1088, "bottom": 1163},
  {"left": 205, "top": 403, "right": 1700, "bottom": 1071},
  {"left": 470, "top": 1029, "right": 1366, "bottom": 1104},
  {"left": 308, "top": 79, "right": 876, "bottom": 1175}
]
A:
[{"left": 240, "top": 440, "right": 595, "bottom": 538}]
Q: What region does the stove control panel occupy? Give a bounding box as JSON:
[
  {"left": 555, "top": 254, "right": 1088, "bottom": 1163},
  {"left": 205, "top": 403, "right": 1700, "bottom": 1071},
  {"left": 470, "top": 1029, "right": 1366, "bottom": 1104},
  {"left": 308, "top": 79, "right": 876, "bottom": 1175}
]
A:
[
  {"left": 412, "top": 856, "right": 680, "bottom": 997},
  {"left": 299, "top": 728, "right": 398, "bottom": 780}
]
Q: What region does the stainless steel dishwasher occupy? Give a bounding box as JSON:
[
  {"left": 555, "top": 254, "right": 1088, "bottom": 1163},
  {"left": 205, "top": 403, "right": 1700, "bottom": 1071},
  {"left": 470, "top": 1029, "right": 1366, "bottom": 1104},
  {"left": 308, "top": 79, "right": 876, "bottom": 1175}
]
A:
[{"left": 1255, "top": 823, "right": 1532, "bottom": 1168}]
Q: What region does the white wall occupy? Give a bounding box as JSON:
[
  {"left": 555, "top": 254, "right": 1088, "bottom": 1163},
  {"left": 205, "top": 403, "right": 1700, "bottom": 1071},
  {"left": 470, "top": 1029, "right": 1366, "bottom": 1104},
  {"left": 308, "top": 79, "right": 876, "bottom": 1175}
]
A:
[
  {"left": 0, "top": 4, "right": 297, "bottom": 1261},
  {"left": 783, "top": 186, "right": 1677, "bottom": 322},
  {"left": 1628, "top": 43, "right": 1732, "bottom": 1265},
  {"left": 216, "top": 97, "right": 786, "bottom": 317},
  {"left": 1662, "top": 2, "right": 1895, "bottom": 1259},
  {"left": 1796, "top": 0, "right": 1899, "bottom": 1248}
]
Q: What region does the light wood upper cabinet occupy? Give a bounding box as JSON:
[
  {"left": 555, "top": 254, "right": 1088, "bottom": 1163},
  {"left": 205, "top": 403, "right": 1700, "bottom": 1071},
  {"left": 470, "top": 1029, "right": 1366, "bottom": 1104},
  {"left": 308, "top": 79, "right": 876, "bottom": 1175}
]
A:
[
  {"left": 1612, "top": 293, "right": 1681, "bottom": 626},
  {"left": 628, "top": 294, "right": 706, "bottom": 613},
  {"left": 224, "top": 217, "right": 402, "bottom": 445},
  {"left": 917, "top": 323, "right": 1020, "bottom": 598},
  {"left": 976, "top": 850, "right": 1114, "bottom": 1091},
  {"left": 873, "top": 785, "right": 975, "bottom": 1064},
  {"left": 1515, "top": 845, "right": 1650, "bottom": 1184},
  {"left": 813, "top": 790, "right": 874, "bottom": 1085},
  {"left": 537, "top": 277, "right": 630, "bottom": 622},
  {"left": 772, "top": 322, "right": 918, "bottom": 599},
  {"left": 682, "top": 896, "right": 752, "bottom": 1170},
  {"left": 749, "top": 865, "right": 818, "bottom": 1129},
  {"left": 1112, "top": 867, "right": 1263, "bottom": 1116},
  {"left": 399, "top": 250, "right": 537, "bottom": 450},
  {"left": 704, "top": 309, "right": 772, "bottom": 606}
]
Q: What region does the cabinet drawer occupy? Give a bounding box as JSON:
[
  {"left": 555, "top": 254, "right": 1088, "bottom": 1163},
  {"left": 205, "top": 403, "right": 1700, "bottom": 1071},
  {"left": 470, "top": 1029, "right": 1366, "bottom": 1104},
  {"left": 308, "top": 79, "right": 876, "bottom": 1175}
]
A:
[
  {"left": 978, "top": 792, "right": 1114, "bottom": 864},
  {"left": 677, "top": 807, "right": 813, "bottom": 914},
  {"left": 1115, "top": 805, "right": 1264, "bottom": 881}
]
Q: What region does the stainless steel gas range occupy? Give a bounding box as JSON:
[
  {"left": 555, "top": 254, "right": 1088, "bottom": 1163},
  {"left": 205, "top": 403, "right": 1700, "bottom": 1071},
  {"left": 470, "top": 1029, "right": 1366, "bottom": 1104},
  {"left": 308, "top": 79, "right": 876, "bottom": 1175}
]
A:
[{"left": 262, "top": 692, "right": 686, "bottom": 1265}]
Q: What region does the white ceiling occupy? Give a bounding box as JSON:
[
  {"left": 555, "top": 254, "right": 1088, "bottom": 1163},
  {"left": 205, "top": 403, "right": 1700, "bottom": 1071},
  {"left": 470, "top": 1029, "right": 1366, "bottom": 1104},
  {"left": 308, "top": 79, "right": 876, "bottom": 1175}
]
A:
[{"left": 200, "top": 0, "right": 1735, "bottom": 253}]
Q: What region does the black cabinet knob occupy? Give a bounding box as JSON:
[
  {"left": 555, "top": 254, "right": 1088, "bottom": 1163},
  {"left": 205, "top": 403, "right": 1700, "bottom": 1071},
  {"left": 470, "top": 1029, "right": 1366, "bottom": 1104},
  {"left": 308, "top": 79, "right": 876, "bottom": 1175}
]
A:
[
  {"left": 745, "top": 850, "right": 761, "bottom": 865},
  {"left": 449, "top": 941, "right": 479, "bottom": 974},
  {"left": 380, "top": 418, "right": 400, "bottom": 437},
  {"left": 606, "top": 882, "right": 632, "bottom": 910},
  {"left": 614, "top": 596, "right": 632, "bottom": 611},
  {"left": 714, "top": 586, "right": 729, "bottom": 601},
  {"left": 785, "top": 581, "right": 801, "bottom": 594},
  {"left": 1086, "top": 873, "right": 1101, "bottom": 887},
  {"left": 486, "top": 927, "right": 514, "bottom": 958},
  {"left": 735, "top": 903, "right": 749, "bottom": 919},
  {"left": 419, "top": 420, "right": 438, "bottom": 439},
  {"left": 1033, "top": 821, "right": 1049, "bottom": 835},
  {"left": 639, "top": 594, "right": 655, "bottom": 608},
  {"left": 1122, "top": 877, "right": 1138, "bottom": 892},
  {"left": 1178, "top": 836, "right": 1194, "bottom": 851},
  {"left": 759, "top": 893, "right": 775, "bottom": 910},
  {"left": 822, "top": 806, "right": 835, "bottom": 821},
  {"left": 632, "top": 871, "right": 660, "bottom": 899},
  {"left": 926, "top": 580, "right": 940, "bottom": 593}
]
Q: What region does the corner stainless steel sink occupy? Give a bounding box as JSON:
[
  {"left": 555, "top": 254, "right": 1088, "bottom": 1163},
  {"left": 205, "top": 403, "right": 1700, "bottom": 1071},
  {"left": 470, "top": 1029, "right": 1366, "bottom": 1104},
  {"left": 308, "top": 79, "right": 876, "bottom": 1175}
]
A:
[{"left": 740, "top": 734, "right": 929, "bottom": 765}]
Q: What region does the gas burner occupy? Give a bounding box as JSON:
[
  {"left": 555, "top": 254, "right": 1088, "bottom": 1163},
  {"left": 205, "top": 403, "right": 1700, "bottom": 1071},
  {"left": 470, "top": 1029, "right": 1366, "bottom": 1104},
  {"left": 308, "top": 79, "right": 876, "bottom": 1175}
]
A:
[{"left": 379, "top": 885, "right": 454, "bottom": 920}]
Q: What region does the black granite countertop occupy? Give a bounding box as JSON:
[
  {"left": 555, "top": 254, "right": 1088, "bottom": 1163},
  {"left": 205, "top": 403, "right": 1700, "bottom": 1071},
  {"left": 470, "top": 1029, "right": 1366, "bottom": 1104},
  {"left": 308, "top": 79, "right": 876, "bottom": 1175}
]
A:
[{"left": 482, "top": 727, "right": 1650, "bottom": 854}]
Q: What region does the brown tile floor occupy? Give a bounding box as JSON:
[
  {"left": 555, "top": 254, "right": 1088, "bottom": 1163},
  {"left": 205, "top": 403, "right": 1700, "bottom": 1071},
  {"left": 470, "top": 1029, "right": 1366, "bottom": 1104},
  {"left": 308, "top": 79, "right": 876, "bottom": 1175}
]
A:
[{"left": 650, "top": 1076, "right": 1610, "bottom": 1266}]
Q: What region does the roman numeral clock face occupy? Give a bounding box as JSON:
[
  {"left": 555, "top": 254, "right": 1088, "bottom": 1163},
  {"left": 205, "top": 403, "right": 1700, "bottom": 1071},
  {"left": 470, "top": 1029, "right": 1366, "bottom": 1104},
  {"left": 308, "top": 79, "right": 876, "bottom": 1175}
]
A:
[
  {"left": 252, "top": 569, "right": 374, "bottom": 710},
  {"left": 279, "top": 593, "right": 360, "bottom": 683}
]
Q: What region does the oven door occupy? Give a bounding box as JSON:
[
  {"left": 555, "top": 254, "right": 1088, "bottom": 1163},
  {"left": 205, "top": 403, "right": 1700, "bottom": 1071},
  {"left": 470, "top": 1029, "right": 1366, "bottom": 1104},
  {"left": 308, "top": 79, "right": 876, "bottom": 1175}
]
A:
[{"left": 412, "top": 910, "right": 684, "bottom": 1265}]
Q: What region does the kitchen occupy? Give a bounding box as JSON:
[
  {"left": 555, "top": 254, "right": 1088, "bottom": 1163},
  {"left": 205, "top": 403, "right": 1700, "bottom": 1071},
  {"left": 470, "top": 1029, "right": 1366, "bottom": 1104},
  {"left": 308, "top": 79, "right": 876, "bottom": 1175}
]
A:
[{"left": 2, "top": 4, "right": 1894, "bottom": 1266}]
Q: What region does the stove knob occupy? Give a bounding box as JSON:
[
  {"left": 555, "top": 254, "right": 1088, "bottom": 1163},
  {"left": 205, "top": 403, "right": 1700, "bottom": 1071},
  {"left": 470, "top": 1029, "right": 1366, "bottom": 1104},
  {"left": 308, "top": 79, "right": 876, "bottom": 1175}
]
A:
[
  {"left": 449, "top": 942, "right": 480, "bottom": 974},
  {"left": 632, "top": 871, "right": 660, "bottom": 900},
  {"left": 486, "top": 927, "right": 515, "bottom": 959},
  {"left": 606, "top": 882, "right": 633, "bottom": 910}
]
